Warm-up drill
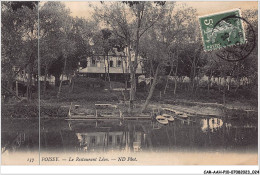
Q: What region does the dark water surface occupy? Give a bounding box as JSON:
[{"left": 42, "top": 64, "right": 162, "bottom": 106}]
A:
[{"left": 1, "top": 115, "right": 258, "bottom": 154}]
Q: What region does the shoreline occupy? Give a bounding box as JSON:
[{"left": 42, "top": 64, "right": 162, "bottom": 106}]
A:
[{"left": 2, "top": 98, "right": 257, "bottom": 119}]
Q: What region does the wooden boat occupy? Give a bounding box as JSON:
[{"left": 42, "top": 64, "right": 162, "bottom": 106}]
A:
[
  {"left": 162, "top": 114, "right": 174, "bottom": 122},
  {"left": 175, "top": 111, "right": 188, "bottom": 118},
  {"left": 156, "top": 115, "right": 168, "bottom": 125},
  {"left": 162, "top": 108, "right": 188, "bottom": 119}
]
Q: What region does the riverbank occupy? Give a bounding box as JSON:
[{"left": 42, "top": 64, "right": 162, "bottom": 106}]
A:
[
  {"left": 2, "top": 83, "right": 257, "bottom": 119},
  {"left": 42, "top": 85, "right": 257, "bottom": 118}
]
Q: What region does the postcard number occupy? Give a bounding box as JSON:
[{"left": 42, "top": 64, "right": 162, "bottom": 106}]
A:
[{"left": 27, "top": 158, "right": 34, "bottom": 163}]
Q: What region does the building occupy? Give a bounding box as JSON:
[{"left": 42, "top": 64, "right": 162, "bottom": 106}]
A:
[{"left": 78, "top": 48, "right": 143, "bottom": 81}]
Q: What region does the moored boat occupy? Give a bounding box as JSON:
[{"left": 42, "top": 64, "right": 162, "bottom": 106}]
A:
[
  {"left": 175, "top": 111, "right": 188, "bottom": 118},
  {"left": 156, "top": 115, "right": 168, "bottom": 125},
  {"left": 161, "top": 108, "right": 188, "bottom": 119},
  {"left": 162, "top": 114, "right": 174, "bottom": 122}
]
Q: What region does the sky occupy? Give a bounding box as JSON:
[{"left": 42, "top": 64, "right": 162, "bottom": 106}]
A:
[{"left": 62, "top": 1, "right": 258, "bottom": 19}]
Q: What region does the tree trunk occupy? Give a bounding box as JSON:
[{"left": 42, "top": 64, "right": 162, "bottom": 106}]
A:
[
  {"left": 129, "top": 73, "right": 136, "bottom": 109},
  {"left": 164, "top": 62, "right": 173, "bottom": 94},
  {"left": 7, "top": 72, "right": 14, "bottom": 91},
  {"left": 192, "top": 62, "right": 196, "bottom": 93},
  {"left": 223, "top": 89, "right": 226, "bottom": 106},
  {"left": 54, "top": 74, "right": 60, "bottom": 87},
  {"left": 69, "top": 73, "right": 75, "bottom": 93},
  {"left": 71, "top": 78, "right": 75, "bottom": 93},
  {"left": 121, "top": 56, "right": 128, "bottom": 91},
  {"left": 174, "top": 77, "right": 178, "bottom": 96},
  {"left": 107, "top": 54, "right": 111, "bottom": 89},
  {"left": 207, "top": 70, "right": 212, "bottom": 94},
  {"left": 129, "top": 6, "right": 142, "bottom": 111},
  {"left": 104, "top": 56, "right": 107, "bottom": 81},
  {"left": 195, "top": 75, "right": 200, "bottom": 95},
  {"left": 173, "top": 58, "right": 179, "bottom": 96},
  {"left": 218, "top": 77, "right": 221, "bottom": 92},
  {"left": 2, "top": 86, "right": 22, "bottom": 100},
  {"left": 26, "top": 62, "right": 33, "bottom": 101},
  {"left": 235, "top": 77, "right": 240, "bottom": 92},
  {"left": 15, "top": 80, "right": 18, "bottom": 96},
  {"left": 141, "top": 64, "right": 160, "bottom": 113},
  {"left": 57, "top": 56, "right": 67, "bottom": 98},
  {"left": 43, "top": 64, "right": 48, "bottom": 94},
  {"left": 222, "top": 76, "right": 226, "bottom": 106},
  {"left": 127, "top": 45, "right": 136, "bottom": 110},
  {"left": 34, "top": 74, "right": 38, "bottom": 94},
  {"left": 125, "top": 58, "right": 129, "bottom": 90},
  {"left": 189, "top": 60, "right": 196, "bottom": 93}
]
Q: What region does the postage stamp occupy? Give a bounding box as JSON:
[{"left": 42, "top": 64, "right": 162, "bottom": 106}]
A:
[{"left": 199, "top": 9, "right": 246, "bottom": 51}]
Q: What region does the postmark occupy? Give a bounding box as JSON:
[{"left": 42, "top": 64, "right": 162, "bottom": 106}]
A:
[
  {"left": 199, "top": 9, "right": 256, "bottom": 62},
  {"left": 213, "top": 16, "right": 256, "bottom": 62}
]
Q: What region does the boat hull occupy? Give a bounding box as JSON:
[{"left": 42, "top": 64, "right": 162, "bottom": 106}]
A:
[
  {"left": 156, "top": 115, "right": 168, "bottom": 125},
  {"left": 162, "top": 114, "right": 174, "bottom": 122}
]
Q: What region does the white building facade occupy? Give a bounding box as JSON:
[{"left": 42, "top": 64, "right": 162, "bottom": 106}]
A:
[{"left": 78, "top": 49, "right": 143, "bottom": 80}]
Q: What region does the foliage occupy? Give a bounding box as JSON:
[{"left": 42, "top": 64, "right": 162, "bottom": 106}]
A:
[
  {"left": 2, "top": 2, "right": 38, "bottom": 86},
  {"left": 1, "top": 2, "right": 258, "bottom": 106}
]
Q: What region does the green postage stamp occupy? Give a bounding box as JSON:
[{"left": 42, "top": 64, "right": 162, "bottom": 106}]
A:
[{"left": 199, "top": 9, "right": 245, "bottom": 51}]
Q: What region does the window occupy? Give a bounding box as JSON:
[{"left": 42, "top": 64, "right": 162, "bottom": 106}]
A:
[
  {"left": 117, "top": 60, "right": 121, "bottom": 67},
  {"left": 109, "top": 60, "right": 113, "bottom": 67},
  {"left": 91, "top": 58, "right": 96, "bottom": 67},
  {"left": 91, "top": 136, "right": 96, "bottom": 145},
  {"left": 109, "top": 135, "right": 112, "bottom": 144},
  {"left": 116, "top": 136, "right": 120, "bottom": 145},
  {"left": 97, "top": 61, "right": 101, "bottom": 67}
]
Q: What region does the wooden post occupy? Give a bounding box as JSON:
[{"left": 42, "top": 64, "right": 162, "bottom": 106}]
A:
[
  {"left": 60, "top": 131, "right": 64, "bottom": 149},
  {"left": 16, "top": 81, "right": 18, "bottom": 96},
  {"left": 68, "top": 102, "right": 72, "bottom": 118}
]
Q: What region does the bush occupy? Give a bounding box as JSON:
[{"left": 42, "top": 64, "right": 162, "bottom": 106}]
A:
[{"left": 137, "top": 81, "right": 147, "bottom": 92}]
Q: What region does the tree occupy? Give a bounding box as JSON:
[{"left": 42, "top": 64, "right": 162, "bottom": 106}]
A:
[
  {"left": 94, "top": 1, "right": 169, "bottom": 110},
  {"left": 201, "top": 9, "right": 258, "bottom": 102},
  {"left": 139, "top": 28, "right": 168, "bottom": 112},
  {"left": 139, "top": 4, "right": 198, "bottom": 111},
  {"left": 239, "top": 9, "right": 258, "bottom": 93},
  {"left": 159, "top": 4, "right": 198, "bottom": 95},
  {"left": 39, "top": 2, "right": 79, "bottom": 98},
  {"left": 91, "top": 29, "right": 114, "bottom": 88},
  {"left": 2, "top": 2, "right": 38, "bottom": 100},
  {"left": 40, "top": 2, "right": 71, "bottom": 89},
  {"left": 67, "top": 17, "right": 96, "bottom": 92}
]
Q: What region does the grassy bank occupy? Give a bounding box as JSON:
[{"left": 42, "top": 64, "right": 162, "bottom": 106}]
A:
[
  {"left": 42, "top": 81, "right": 257, "bottom": 116},
  {"left": 2, "top": 80, "right": 257, "bottom": 119}
]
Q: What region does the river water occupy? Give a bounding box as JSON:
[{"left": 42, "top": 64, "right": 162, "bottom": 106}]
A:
[{"left": 1, "top": 115, "right": 257, "bottom": 154}]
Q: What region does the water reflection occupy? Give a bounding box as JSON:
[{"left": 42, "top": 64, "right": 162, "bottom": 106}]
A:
[
  {"left": 1, "top": 119, "right": 39, "bottom": 154},
  {"left": 76, "top": 131, "right": 143, "bottom": 152},
  {"left": 67, "top": 120, "right": 148, "bottom": 153},
  {"left": 1, "top": 115, "right": 258, "bottom": 154},
  {"left": 201, "top": 118, "right": 224, "bottom": 132}
]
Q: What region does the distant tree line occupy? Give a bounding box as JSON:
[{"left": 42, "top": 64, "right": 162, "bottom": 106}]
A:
[{"left": 1, "top": 1, "right": 257, "bottom": 111}]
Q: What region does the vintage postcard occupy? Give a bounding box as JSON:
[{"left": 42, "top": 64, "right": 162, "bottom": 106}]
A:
[{"left": 1, "top": 0, "right": 258, "bottom": 173}]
